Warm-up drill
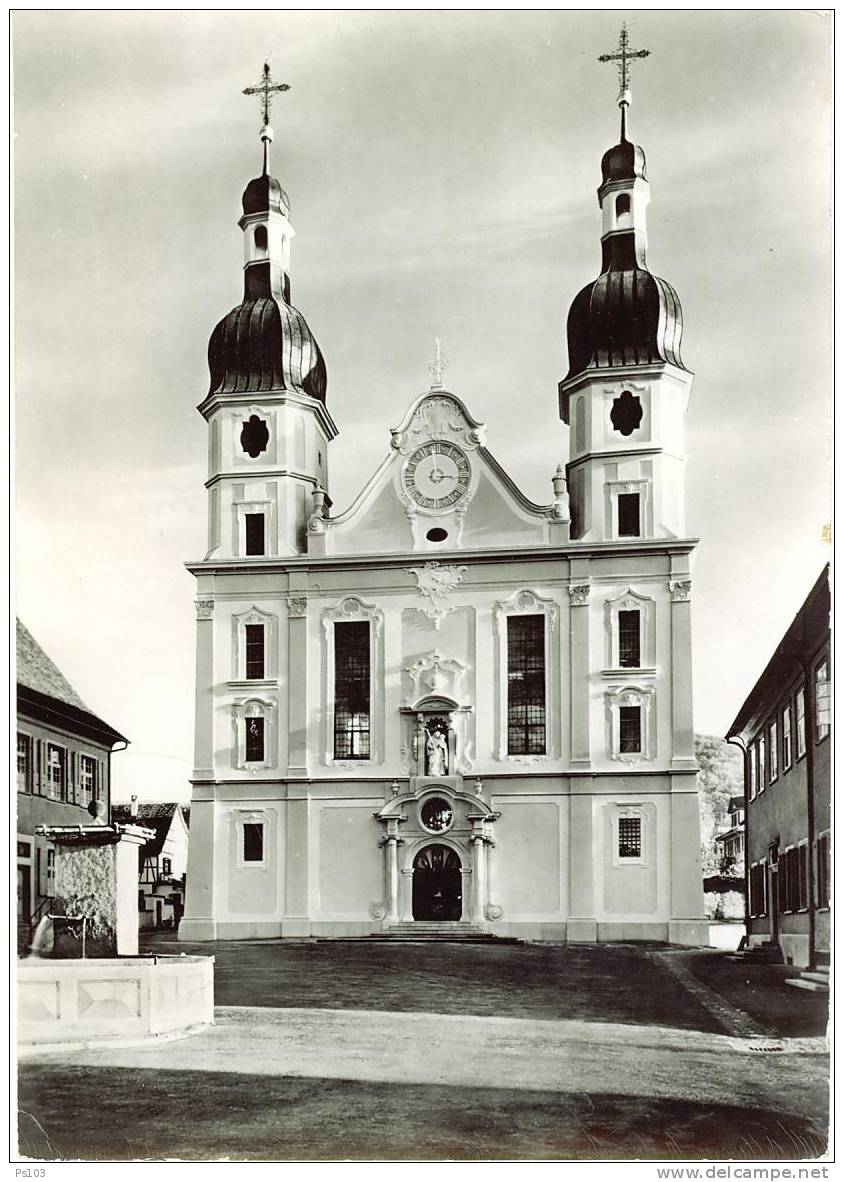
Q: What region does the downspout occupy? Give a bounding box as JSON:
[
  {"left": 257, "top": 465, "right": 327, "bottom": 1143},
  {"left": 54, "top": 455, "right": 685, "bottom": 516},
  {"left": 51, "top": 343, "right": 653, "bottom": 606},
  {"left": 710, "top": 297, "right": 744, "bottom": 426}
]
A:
[{"left": 727, "top": 735, "right": 749, "bottom": 950}]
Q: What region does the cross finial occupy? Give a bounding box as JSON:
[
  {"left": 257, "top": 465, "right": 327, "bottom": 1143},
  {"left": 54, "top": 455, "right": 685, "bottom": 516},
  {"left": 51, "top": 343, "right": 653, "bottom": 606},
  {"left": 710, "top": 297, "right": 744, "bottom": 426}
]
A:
[
  {"left": 243, "top": 61, "right": 291, "bottom": 128},
  {"left": 429, "top": 338, "right": 447, "bottom": 389},
  {"left": 598, "top": 23, "right": 650, "bottom": 138}
]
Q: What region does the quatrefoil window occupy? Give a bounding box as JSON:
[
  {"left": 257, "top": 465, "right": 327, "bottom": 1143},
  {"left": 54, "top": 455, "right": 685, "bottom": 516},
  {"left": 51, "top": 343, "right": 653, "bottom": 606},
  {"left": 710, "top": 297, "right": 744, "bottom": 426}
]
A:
[
  {"left": 241, "top": 415, "right": 269, "bottom": 458},
  {"left": 610, "top": 391, "right": 643, "bottom": 437}
]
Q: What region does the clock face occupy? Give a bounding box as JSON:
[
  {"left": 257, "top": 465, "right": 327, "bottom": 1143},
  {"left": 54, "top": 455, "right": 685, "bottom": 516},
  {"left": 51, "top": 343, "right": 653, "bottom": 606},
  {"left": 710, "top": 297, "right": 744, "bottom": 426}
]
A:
[{"left": 402, "top": 441, "right": 471, "bottom": 510}]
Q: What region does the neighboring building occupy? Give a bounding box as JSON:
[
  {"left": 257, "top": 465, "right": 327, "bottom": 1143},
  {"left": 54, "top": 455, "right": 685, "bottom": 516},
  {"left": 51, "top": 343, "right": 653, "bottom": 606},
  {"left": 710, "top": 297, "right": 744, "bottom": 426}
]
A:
[
  {"left": 726, "top": 568, "right": 831, "bottom": 969},
  {"left": 180, "top": 64, "right": 706, "bottom": 944},
  {"left": 112, "top": 802, "right": 191, "bottom": 929},
  {"left": 714, "top": 796, "right": 746, "bottom": 877},
  {"left": 16, "top": 620, "right": 128, "bottom": 945}
]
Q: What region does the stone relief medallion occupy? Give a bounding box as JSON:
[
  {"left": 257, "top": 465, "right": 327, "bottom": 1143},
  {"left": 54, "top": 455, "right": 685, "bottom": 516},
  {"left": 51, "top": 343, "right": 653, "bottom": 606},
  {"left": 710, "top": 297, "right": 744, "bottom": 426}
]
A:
[{"left": 391, "top": 395, "right": 486, "bottom": 454}]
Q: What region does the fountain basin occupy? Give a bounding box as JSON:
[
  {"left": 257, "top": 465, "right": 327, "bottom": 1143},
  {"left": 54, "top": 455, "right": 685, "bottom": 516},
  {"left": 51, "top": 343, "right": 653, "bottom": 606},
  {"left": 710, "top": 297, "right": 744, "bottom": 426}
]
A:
[{"left": 17, "top": 955, "right": 214, "bottom": 1045}]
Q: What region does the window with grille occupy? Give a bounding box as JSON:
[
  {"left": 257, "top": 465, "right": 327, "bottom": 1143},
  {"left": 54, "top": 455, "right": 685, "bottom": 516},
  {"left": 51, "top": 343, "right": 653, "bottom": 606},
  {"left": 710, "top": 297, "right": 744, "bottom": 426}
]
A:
[
  {"left": 617, "top": 493, "right": 640, "bottom": 538},
  {"left": 17, "top": 733, "right": 31, "bottom": 792},
  {"left": 46, "top": 745, "right": 66, "bottom": 801},
  {"left": 817, "top": 833, "right": 830, "bottom": 908},
  {"left": 815, "top": 660, "right": 830, "bottom": 741},
  {"left": 334, "top": 621, "right": 371, "bottom": 760},
  {"left": 243, "top": 822, "right": 264, "bottom": 863},
  {"left": 618, "top": 816, "right": 642, "bottom": 859},
  {"left": 619, "top": 705, "right": 642, "bottom": 754},
  {"left": 749, "top": 863, "right": 766, "bottom": 917},
  {"left": 245, "top": 716, "right": 265, "bottom": 763},
  {"left": 245, "top": 624, "right": 265, "bottom": 679},
  {"left": 782, "top": 704, "right": 792, "bottom": 770},
  {"left": 768, "top": 720, "right": 778, "bottom": 782},
  {"left": 618, "top": 610, "right": 641, "bottom": 668},
  {"left": 245, "top": 513, "right": 265, "bottom": 556},
  {"left": 796, "top": 688, "right": 806, "bottom": 758},
  {"left": 507, "top": 615, "right": 546, "bottom": 755},
  {"left": 80, "top": 755, "right": 97, "bottom": 803}
]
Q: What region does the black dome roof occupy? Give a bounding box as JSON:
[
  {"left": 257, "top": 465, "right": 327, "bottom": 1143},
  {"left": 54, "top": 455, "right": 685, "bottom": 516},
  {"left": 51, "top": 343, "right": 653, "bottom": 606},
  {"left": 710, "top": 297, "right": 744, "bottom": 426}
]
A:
[
  {"left": 242, "top": 173, "right": 289, "bottom": 217},
  {"left": 566, "top": 266, "right": 684, "bottom": 378},
  {"left": 600, "top": 139, "right": 647, "bottom": 185},
  {"left": 208, "top": 296, "right": 327, "bottom": 402}
]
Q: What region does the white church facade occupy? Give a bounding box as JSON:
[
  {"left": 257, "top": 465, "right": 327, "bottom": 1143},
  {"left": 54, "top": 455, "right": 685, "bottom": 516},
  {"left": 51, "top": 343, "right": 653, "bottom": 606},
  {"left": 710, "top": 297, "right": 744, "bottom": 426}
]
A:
[{"left": 180, "top": 64, "right": 706, "bottom": 946}]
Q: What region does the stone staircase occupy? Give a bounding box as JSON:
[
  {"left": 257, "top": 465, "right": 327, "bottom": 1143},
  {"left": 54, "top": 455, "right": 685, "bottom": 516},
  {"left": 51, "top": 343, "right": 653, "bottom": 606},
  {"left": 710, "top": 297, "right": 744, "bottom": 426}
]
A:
[
  {"left": 726, "top": 941, "right": 784, "bottom": 965},
  {"left": 785, "top": 966, "right": 830, "bottom": 994},
  {"left": 375, "top": 921, "right": 517, "bottom": 944}
]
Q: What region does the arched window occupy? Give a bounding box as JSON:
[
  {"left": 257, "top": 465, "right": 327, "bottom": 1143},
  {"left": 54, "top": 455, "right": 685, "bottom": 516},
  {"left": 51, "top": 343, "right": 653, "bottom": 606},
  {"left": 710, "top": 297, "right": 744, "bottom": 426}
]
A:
[
  {"left": 254, "top": 224, "right": 268, "bottom": 254},
  {"left": 615, "top": 193, "right": 631, "bottom": 222}
]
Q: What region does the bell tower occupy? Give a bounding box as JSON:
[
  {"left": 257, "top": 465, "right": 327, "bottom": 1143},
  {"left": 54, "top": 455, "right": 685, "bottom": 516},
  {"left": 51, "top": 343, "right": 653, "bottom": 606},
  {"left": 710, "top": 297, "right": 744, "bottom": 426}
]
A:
[
  {"left": 559, "top": 27, "right": 693, "bottom": 544},
  {"left": 198, "top": 63, "right": 337, "bottom": 561}
]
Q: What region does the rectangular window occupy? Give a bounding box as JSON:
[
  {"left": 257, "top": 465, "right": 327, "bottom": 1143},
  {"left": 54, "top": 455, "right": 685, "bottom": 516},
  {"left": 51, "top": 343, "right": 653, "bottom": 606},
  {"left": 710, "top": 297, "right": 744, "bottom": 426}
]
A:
[
  {"left": 245, "top": 716, "right": 265, "bottom": 763},
  {"left": 618, "top": 816, "right": 642, "bottom": 859},
  {"left": 617, "top": 493, "right": 641, "bottom": 538},
  {"left": 748, "top": 744, "right": 757, "bottom": 799},
  {"left": 619, "top": 705, "right": 642, "bottom": 754},
  {"left": 79, "top": 755, "right": 98, "bottom": 804},
  {"left": 798, "top": 844, "right": 808, "bottom": 910},
  {"left": 245, "top": 623, "right": 265, "bottom": 679},
  {"left": 796, "top": 687, "right": 806, "bottom": 758},
  {"left": 749, "top": 862, "right": 766, "bottom": 917},
  {"left": 334, "top": 621, "right": 371, "bottom": 760},
  {"left": 46, "top": 744, "right": 67, "bottom": 801},
  {"left": 243, "top": 822, "right": 264, "bottom": 863},
  {"left": 618, "top": 610, "right": 641, "bottom": 668},
  {"left": 768, "top": 720, "right": 778, "bottom": 782},
  {"left": 245, "top": 512, "right": 266, "bottom": 556},
  {"left": 507, "top": 615, "right": 546, "bottom": 755},
  {"left": 817, "top": 833, "right": 830, "bottom": 908},
  {"left": 17, "top": 733, "right": 31, "bottom": 792},
  {"left": 757, "top": 732, "right": 766, "bottom": 793},
  {"left": 782, "top": 703, "right": 792, "bottom": 770},
  {"left": 161, "top": 857, "right": 172, "bottom": 877},
  {"left": 46, "top": 849, "right": 55, "bottom": 893},
  {"left": 815, "top": 660, "right": 830, "bottom": 741}
]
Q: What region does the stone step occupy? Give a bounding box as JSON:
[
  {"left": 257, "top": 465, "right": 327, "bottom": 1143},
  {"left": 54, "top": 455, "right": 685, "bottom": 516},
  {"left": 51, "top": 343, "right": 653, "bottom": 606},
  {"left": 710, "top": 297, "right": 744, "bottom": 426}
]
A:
[
  {"left": 785, "top": 977, "right": 829, "bottom": 993},
  {"left": 801, "top": 970, "right": 830, "bottom": 984}
]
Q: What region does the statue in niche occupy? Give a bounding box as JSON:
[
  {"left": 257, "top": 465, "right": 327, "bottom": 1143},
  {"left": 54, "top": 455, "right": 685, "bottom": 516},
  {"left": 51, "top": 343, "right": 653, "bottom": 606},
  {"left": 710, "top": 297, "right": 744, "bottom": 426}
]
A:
[{"left": 425, "top": 721, "right": 449, "bottom": 777}]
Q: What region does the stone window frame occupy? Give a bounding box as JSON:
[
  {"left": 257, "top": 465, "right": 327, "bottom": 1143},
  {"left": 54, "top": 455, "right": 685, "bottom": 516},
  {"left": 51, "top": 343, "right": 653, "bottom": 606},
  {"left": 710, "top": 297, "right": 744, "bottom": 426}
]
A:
[
  {"left": 235, "top": 498, "right": 274, "bottom": 558},
  {"left": 230, "top": 605, "right": 278, "bottom": 685},
  {"left": 231, "top": 406, "right": 276, "bottom": 468},
  {"left": 234, "top": 809, "right": 270, "bottom": 870},
  {"left": 605, "top": 684, "right": 655, "bottom": 764},
  {"left": 232, "top": 696, "right": 277, "bottom": 772},
  {"left": 321, "top": 596, "right": 384, "bottom": 768},
  {"left": 602, "top": 380, "right": 650, "bottom": 445},
  {"left": 493, "top": 588, "right": 560, "bottom": 762},
  {"left": 606, "top": 478, "right": 651, "bottom": 541},
  {"left": 611, "top": 805, "right": 648, "bottom": 868},
  {"left": 603, "top": 587, "right": 656, "bottom": 674}
]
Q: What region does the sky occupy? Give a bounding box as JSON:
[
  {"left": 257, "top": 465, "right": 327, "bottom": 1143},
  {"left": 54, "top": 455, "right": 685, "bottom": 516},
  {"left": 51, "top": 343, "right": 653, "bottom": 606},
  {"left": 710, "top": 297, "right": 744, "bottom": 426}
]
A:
[{"left": 13, "top": 11, "right": 831, "bottom": 804}]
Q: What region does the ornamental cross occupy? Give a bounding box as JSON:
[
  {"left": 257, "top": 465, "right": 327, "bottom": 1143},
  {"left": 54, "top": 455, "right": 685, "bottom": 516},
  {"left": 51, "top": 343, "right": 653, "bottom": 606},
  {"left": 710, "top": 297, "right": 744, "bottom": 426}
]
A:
[
  {"left": 598, "top": 23, "right": 650, "bottom": 96},
  {"left": 243, "top": 61, "right": 291, "bottom": 127},
  {"left": 429, "top": 338, "right": 447, "bottom": 388}
]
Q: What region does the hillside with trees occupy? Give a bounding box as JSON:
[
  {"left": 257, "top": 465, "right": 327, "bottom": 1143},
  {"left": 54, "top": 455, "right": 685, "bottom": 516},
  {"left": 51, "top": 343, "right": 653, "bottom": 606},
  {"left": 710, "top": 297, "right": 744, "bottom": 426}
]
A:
[{"left": 695, "top": 734, "right": 743, "bottom": 875}]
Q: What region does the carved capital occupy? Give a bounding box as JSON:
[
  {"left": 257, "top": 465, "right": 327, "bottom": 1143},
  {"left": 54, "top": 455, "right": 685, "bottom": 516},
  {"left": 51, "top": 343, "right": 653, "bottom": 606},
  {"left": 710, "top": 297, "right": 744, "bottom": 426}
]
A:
[
  {"left": 286, "top": 595, "right": 308, "bottom": 618},
  {"left": 669, "top": 580, "right": 692, "bottom": 603},
  {"left": 568, "top": 584, "right": 591, "bottom": 606},
  {"left": 195, "top": 600, "right": 215, "bottom": 620}
]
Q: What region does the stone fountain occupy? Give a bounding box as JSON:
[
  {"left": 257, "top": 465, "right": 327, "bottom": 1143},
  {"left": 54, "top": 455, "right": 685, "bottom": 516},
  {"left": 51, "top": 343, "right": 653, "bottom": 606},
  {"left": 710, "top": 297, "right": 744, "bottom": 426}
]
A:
[{"left": 18, "top": 802, "right": 214, "bottom": 1045}]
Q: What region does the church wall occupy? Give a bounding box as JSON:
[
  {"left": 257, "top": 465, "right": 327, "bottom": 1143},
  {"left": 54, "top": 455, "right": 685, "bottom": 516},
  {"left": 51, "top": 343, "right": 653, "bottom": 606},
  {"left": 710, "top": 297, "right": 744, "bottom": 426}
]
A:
[
  {"left": 313, "top": 800, "right": 384, "bottom": 917},
  {"left": 492, "top": 796, "right": 566, "bottom": 919}
]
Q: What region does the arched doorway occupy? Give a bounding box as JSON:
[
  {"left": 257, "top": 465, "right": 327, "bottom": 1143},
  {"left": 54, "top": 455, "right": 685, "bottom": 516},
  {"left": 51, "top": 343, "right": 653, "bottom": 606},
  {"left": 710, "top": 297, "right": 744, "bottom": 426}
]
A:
[{"left": 412, "top": 844, "right": 462, "bottom": 921}]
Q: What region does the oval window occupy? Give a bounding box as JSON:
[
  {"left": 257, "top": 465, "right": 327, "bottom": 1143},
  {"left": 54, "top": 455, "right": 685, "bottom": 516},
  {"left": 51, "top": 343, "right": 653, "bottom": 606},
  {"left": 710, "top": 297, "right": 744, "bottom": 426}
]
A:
[
  {"left": 421, "top": 798, "right": 453, "bottom": 833},
  {"left": 426, "top": 527, "right": 448, "bottom": 542}
]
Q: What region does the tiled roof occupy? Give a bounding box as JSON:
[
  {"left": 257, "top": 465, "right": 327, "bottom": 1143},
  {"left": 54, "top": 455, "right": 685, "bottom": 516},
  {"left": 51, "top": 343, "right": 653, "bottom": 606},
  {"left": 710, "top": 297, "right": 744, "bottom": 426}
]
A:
[
  {"left": 16, "top": 620, "right": 90, "bottom": 711},
  {"left": 112, "top": 802, "right": 186, "bottom": 857}
]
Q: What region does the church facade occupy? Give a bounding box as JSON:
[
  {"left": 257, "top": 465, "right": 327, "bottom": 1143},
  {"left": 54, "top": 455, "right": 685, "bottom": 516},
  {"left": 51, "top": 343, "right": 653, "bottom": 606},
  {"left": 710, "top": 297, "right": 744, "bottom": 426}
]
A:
[{"left": 180, "top": 70, "right": 706, "bottom": 945}]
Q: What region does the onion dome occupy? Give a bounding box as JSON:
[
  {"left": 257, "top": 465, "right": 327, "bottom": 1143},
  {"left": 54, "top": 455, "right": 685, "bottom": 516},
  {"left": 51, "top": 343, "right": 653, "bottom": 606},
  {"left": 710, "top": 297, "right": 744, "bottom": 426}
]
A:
[
  {"left": 564, "top": 126, "right": 686, "bottom": 380},
  {"left": 208, "top": 298, "right": 327, "bottom": 400},
  {"left": 207, "top": 118, "right": 327, "bottom": 403}
]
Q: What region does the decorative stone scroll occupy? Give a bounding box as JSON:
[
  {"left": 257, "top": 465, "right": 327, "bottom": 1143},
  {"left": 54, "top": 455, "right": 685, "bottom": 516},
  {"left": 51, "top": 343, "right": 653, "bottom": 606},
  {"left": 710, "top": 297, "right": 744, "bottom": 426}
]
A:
[
  {"left": 408, "top": 561, "right": 468, "bottom": 629},
  {"left": 391, "top": 395, "right": 486, "bottom": 455}
]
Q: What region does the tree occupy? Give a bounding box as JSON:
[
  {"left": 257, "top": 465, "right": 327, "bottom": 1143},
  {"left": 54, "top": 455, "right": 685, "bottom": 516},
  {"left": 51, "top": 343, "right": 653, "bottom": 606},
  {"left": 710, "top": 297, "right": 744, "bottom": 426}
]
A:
[{"left": 696, "top": 734, "right": 743, "bottom": 876}]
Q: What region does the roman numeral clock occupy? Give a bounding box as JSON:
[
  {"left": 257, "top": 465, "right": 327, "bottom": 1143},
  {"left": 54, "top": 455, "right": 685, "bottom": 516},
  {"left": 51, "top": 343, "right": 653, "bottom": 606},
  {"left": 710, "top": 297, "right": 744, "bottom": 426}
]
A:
[{"left": 402, "top": 441, "right": 471, "bottom": 511}]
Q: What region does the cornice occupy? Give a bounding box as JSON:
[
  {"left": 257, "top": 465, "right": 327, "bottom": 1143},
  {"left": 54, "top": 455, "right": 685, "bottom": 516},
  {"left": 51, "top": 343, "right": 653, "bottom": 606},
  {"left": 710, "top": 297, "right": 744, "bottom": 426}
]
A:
[{"left": 197, "top": 387, "right": 339, "bottom": 440}]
